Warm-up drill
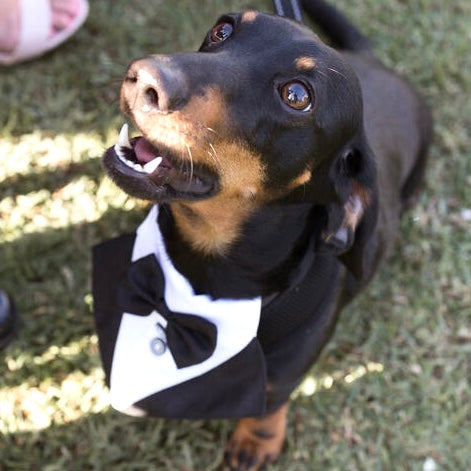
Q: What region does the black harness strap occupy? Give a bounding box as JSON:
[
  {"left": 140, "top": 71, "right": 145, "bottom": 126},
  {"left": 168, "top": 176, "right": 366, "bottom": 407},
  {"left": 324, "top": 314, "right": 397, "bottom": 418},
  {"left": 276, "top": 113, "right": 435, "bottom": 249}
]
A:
[{"left": 273, "top": 0, "right": 303, "bottom": 21}]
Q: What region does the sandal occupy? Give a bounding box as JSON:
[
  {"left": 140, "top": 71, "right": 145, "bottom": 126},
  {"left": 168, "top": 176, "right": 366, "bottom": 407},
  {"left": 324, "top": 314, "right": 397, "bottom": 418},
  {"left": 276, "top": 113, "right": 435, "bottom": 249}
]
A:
[{"left": 0, "top": 0, "right": 89, "bottom": 66}]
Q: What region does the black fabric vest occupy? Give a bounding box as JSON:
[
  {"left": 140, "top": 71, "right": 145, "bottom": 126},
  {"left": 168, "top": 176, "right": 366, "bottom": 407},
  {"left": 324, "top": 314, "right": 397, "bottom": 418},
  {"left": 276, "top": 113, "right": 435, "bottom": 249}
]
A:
[{"left": 92, "top": 206, "right": 338, "bottom": 419}]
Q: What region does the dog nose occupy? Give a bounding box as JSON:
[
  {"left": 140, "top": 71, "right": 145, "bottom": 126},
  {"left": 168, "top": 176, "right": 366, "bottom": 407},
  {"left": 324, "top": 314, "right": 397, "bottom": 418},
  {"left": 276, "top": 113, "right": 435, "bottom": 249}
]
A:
[{"left": 122, "top": 57, "right": 188, "bottom": 114}]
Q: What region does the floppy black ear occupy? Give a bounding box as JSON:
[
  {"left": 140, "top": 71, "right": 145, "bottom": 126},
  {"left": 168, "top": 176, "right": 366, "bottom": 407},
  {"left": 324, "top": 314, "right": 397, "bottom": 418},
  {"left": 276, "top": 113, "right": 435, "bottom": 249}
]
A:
[{"left": 322, "top": 132, "right": 378, "bottom": 279}]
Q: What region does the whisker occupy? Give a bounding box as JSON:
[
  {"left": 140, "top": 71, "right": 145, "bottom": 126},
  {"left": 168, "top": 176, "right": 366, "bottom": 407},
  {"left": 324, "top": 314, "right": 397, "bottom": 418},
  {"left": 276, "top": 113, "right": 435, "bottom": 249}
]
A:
[
  {"left": 206, "top": 127, "right": 218, "bottom": 136},
  {"left": 178, "top": 148, "right": 186, "bottom": 175},
  {"left": 208, "top": 142, "right": 222, "bottom": 169},
  {"left": 186, "top": 144, "right": 194, "bottom": 183},
  {"left": 327, "top": 67, "right": 347, "bottom": 79}
]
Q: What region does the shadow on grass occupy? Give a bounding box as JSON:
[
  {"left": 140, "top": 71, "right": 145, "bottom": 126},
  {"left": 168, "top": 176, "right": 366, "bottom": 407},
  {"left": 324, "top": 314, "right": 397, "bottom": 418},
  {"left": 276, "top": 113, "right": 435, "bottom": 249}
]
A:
[
  {"left": 0, "top": 370, "right": 390, "bottom": 470},
  {"left": 0, "top": 410, "right": 230, "bottom": 470},
  {"left": 0, "top": 206, "right": 148, "bottom": 360},
  {"left": 0, "top": 159, "right": 103, "bottom": 199}
]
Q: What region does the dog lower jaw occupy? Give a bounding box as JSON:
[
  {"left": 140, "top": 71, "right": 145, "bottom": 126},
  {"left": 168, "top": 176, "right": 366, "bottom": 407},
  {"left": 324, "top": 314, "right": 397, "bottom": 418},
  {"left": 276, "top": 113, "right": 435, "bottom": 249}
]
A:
[{"left": 102, "top": 143, "right": 217, "bottom": 202}]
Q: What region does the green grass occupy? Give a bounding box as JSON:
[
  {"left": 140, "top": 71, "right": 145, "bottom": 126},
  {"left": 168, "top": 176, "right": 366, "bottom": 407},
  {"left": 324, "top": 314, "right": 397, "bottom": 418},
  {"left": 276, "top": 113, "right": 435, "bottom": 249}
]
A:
[{"left": 1, "top": 0, "right": 470, "bottom": 469}]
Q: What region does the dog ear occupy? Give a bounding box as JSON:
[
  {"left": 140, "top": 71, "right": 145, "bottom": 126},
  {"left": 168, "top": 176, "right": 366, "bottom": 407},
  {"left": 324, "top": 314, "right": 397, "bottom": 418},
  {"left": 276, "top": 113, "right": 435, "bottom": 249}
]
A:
[
  {"left": 322, "top": 134, "right": 377, "bottom": 278},
  {"left": 322, "top": 191, "right": 365, "bottom": 253}
]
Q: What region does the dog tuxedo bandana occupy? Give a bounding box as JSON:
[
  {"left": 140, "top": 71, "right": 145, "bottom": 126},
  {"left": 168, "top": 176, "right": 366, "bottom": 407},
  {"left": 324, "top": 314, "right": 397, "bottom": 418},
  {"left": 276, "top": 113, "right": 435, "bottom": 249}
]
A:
[
  {"left": 93, "top": 205, "right": 268, "bottom": 418},
  {"left": 93, "top": 206, "right": 340, "bottom": 419}
]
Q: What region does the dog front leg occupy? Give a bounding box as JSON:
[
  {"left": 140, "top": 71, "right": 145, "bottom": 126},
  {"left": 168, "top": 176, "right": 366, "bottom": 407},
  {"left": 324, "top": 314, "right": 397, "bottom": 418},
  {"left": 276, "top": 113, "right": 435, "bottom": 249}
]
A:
[{"left": 224, "top": 402, "right": 288, "bottom": 470}]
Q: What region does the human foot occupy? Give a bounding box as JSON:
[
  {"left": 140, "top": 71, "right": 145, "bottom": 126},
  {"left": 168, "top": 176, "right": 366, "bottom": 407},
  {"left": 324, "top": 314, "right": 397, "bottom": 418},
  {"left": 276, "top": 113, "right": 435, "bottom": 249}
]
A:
[
  {"left": 0, "top": 0, "right": 87, "bottom": 64},
  {"left": 0, "top": 0, "right": 20, "bottom": 53},
  {"left": 0, "top": 0, "right": 81, "bottom": 52}
]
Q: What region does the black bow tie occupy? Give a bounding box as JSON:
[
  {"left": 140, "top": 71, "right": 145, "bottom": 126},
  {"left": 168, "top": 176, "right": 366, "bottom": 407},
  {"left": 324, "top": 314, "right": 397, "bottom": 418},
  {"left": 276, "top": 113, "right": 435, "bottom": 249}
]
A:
[{"left": 117, "top": 254, "right": 217, "bottom": 369}]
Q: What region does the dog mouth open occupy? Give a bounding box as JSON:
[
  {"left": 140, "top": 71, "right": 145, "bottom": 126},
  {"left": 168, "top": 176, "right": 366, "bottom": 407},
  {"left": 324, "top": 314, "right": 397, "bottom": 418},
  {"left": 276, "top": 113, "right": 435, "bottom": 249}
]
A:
[{"left": 103, "top": 124, "right": 217, "bottom": 201}]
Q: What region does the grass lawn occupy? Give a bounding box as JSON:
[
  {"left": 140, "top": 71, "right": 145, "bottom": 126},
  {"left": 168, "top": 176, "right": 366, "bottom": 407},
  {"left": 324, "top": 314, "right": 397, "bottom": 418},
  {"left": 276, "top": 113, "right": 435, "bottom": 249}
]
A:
[{"left": 1, "top": 0, "right": 470, "bottom": 469}]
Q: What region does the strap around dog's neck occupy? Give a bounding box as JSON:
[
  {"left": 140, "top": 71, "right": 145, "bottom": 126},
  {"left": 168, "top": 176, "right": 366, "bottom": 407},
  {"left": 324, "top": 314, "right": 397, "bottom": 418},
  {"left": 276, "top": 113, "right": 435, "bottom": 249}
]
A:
[{"left": 273, "top": 0, "right": 303, "bottom": 21}]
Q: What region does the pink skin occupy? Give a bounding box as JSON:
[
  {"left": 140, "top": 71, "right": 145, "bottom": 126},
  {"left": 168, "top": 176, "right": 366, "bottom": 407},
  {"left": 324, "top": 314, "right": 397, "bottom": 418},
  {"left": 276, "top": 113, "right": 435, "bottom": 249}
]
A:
[{"left": 0, "top": 0, "right": 80, "bottom": 52}]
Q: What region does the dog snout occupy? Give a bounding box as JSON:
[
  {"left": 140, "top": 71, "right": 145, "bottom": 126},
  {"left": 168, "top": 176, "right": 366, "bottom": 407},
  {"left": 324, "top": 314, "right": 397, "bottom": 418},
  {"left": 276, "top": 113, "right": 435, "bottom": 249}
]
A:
[{"left": 121, "top": 57, "right": 189, "bottom": 115}]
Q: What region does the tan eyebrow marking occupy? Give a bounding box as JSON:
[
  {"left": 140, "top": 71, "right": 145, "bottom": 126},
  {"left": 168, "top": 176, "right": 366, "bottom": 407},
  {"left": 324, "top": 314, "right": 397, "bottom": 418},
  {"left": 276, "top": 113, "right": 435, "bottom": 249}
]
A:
[
  {"left": 289, "top": 168, "right": 312, "bottom": 189},
  {"left": 241, "top": 11, "right": 258, "bottom": 23},
  {"left": 295, "top": 56, "right": 317, "bottom": 71}
]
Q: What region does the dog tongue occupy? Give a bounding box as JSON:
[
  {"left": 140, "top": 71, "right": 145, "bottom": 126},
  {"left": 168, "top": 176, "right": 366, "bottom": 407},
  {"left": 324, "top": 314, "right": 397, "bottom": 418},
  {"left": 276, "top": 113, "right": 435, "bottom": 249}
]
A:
[{"left": 134, "top": 138, "right": 160, "bottom": 163}]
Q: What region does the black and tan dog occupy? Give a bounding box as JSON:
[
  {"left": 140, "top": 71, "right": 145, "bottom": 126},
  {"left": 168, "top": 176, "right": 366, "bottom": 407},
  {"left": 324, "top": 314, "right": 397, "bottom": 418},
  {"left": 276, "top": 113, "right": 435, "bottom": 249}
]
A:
[{"left": 95, "top": 0, "right": 432, "bottom": 469}]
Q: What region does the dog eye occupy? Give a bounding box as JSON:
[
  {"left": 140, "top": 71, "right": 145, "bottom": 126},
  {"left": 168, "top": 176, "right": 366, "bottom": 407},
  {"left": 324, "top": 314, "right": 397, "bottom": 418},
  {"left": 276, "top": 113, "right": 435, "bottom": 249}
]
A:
[
  {"left": 210, "top": 22, "right": 234, "bottom": 43},
  {"left": 280, "top": 81, "right": 312, "bottom": 111}
]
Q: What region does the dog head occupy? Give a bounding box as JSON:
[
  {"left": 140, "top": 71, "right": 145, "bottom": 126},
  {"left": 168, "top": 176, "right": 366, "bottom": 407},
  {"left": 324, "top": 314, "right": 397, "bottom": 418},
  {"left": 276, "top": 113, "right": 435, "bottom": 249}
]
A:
[{"left": 103, "top": 11, "right": 376, "bottom": 259}]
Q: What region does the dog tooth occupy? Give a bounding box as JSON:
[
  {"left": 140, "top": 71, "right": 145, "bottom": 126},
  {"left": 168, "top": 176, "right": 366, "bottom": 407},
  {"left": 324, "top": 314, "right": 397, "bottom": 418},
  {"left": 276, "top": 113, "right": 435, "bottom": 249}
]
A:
[
  {"left": 132, "top": 162, "right": 145, "bottom": 172},
  {"left": 114, "top": 143, "right": 126, "bottom": 161},
  {"left": 118, "top": 123, "right": 132, "bottom": 149},
  {"left": 143, "top": 157, "right": 163, "bottom": 174}
]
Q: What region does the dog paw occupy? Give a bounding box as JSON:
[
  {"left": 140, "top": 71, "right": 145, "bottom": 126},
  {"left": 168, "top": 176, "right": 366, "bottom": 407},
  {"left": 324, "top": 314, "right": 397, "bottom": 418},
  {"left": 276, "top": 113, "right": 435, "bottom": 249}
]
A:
[
  {"left": 224, "top": 436, "right": 281, "bottom": 470},
  {"left": 223, "top": 404, "right": 287, "bottom": 470}
]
